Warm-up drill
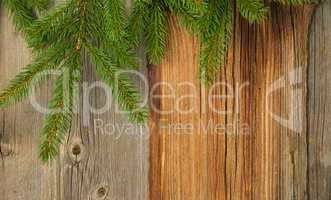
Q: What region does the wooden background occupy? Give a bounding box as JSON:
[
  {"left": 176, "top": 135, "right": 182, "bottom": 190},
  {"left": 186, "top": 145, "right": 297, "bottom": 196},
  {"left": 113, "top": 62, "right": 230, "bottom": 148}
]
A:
[{"left": 0, "top": 0, "right": 330, "bottom": 200}]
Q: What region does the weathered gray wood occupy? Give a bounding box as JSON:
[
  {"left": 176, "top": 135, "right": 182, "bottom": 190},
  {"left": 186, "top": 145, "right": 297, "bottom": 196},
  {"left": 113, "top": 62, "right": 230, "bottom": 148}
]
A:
[
  {"left": 0, "top": 1, "right": 149, "bottom": 199},
  {"left": 308, "top": 1, "right": 331, "bottom": 199},
  {"left": 0, "top": 8, "right": 55, "bottom": 200}
]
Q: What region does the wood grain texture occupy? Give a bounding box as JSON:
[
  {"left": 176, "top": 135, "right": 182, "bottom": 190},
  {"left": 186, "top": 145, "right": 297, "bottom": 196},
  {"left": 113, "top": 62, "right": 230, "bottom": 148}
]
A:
[
  {"left": 149, "top": 16, "right": 205, "bottom": 199},
  {"left": 0, "top": 1, "right": 149, "bottom": 199},
  {"left": 0, "top": 7, "right": 52, "bottom": 200},
  {"left": 308, "top": 1, "right": 331, "bottom": 199},
  {"left": 149, "top": 4, "right": 315, "bottom": 200}
]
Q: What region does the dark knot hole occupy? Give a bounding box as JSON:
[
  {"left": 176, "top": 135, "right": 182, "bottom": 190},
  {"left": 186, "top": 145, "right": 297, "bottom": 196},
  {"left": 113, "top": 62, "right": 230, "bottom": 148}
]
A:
[{"left": 72, "top": 144, "right": 81, "bottom": 156}]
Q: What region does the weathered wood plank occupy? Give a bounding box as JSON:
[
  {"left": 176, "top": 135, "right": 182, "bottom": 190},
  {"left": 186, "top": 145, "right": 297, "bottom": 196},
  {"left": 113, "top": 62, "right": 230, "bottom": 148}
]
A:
[
  {"left": 149, "top": 4, "right": 315, "bottom": 199},
  {"left": 64, "top": 50, "right": 149, "bottom": 200},
  {"left": 149, "top": 16, "right": 206, "bottom": 199},
  {"left": 308, "top": 1, "right": 331, "bottom": 199},
  {"left": 0, "top": 1, "right": 149, "bottom": 199},
  {"left": 0, "top": 7, "right": 55, "bottom": 200}
]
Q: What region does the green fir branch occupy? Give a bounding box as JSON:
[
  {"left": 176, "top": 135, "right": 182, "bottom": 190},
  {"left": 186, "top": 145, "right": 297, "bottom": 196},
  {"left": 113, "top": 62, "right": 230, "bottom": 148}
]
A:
[
  {"left": 102, "top": 0, "right": 139, "bottom": 69},
  {"left": 38, "top": 55, "right": 79, "bottom": 162},
  {"left": 85, "top": 42, "right": 148, "bottom": 124},
  {"left": 236, "top": 0, "right": 269, "bottom": 23},
  {"left": 1, "top": 0, "right": 36, "bottom": 33},
  {"left": 165, "top": 0, "right": 201, "bottom": 33},
  {"left": 0, "top": 45, "right": 65, "bottom": 107},
  {"left": 104, "top": 0, "right": 127, "bottom": 41},
  {"left": 199, "top": 0, "right": 232, "bottom": 86},
  {"left": 26, "top": 1, "right": 77, "bottom": 51},
  {"left": 145, "top": 2, "right": 168, "bottom": 64},
  {"left": 127, "top": 0, "right": 149, "bottom": 47},
  {"left": 2, "top": 0, "right": 53, "bottom": 34},
  {"left": 26, "top": 0, "right": 52, "bottom": 12}
]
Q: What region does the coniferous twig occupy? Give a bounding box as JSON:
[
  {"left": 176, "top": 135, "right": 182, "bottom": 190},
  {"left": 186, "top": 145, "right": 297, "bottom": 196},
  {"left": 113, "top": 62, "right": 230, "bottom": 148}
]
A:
[
  {"left": 128, "top": 0, "right": 168, "bottom": 64},
  {"left": 1, "top": 0, "right": 36, "bottom": 33},
  {"left": 39, "top": 55, "right": 79, "bottom": 162},
  {"left": 0, "top": 44, "right": 65, "bottom": 107},
  {"left": 86, "top": 42, "right": 148, "bottom": 124},
  {"left": 26, "top": 0, "right": 52, "bottom": 12},
  {"left": 145, "top": 2, "right": 168, "bottom": 64},
  {"left": 236, "top": 0, "right": 269, "bottom": 23},
  {"left": 128, "top": 0, "right": 199, "bottom": 64},
  {"left": 103, "top": 0, "right": 139, "bottom": 69},
  {"left": 127, "top": 0, "right": 148, "bottom": 47},
  {"left": 199, "top": 0, "right": 232, "bottom": 85},
  {"left": 1, "top": 0, "right": 51, "bottom": 34},
  {"left": 164, "top": 0, "right": 201, "bottom": 33},
  {"left": 25, "top": 1, "right": 76, "bottom": 51}
]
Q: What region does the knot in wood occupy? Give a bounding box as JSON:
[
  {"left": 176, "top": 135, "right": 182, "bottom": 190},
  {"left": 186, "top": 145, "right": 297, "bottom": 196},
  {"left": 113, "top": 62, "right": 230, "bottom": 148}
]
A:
[
  {"left": 72, "top": 144, "right": 81, "bottom": 156},
  {"left": 97, "top": 187, "right": 107, "bottom": 198},
  {"left": 90, "top": 184, "right": 109, "bottom": 200},
  {"left": 67, "top": 137, "right": 86, "bottom": 164},
  {"left": 0, "top": 143, "right": 13, "bottom": 157}
]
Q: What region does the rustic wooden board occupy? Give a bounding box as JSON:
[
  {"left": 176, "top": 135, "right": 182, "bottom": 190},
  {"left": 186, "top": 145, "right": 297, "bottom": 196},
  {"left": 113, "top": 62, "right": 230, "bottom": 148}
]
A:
[
  {"left": 308, "top": 1, "right": 331, "bottom": 199},
  {"left": 0, "top": 8, "right": 54, "bottom": 200},
  {"left": 149, "top": 3, "right": 315, "bottom": 200},
  {"left": 0, "top": 2, "right": 149, "bottom": 199}
]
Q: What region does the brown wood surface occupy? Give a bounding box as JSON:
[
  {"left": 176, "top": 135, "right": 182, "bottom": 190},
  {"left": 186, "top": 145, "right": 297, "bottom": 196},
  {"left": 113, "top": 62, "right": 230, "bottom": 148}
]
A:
[{"left": 149, "top": 3, "right": 318, "bottom": 200}]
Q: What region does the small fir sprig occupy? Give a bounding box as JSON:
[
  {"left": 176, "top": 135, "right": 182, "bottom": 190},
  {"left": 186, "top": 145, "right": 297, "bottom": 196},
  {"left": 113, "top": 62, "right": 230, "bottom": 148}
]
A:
[
  {"left": 198, "top": 0, "right": 233, "bottom": 85},
  {"left": 127, "top": 0, "right": 200, "bottom": 64}
]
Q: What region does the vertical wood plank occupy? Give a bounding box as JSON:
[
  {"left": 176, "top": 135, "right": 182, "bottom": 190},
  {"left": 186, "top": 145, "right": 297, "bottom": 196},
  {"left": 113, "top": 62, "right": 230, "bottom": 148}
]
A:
[
  {"left": 308, "top": 1, "right": 331, "bottom": 199},
  {"left": 0, "top": 0, "right": 149, "bottom": 199},
  {"left": 149, "top": 4, "right": 315, "bottom": 199},
  {"left": 0, "top": 7, "right": 56, "bottom": 200},
  {"left": 149, "top": 16, "right": 206, "bottom": 199}
]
